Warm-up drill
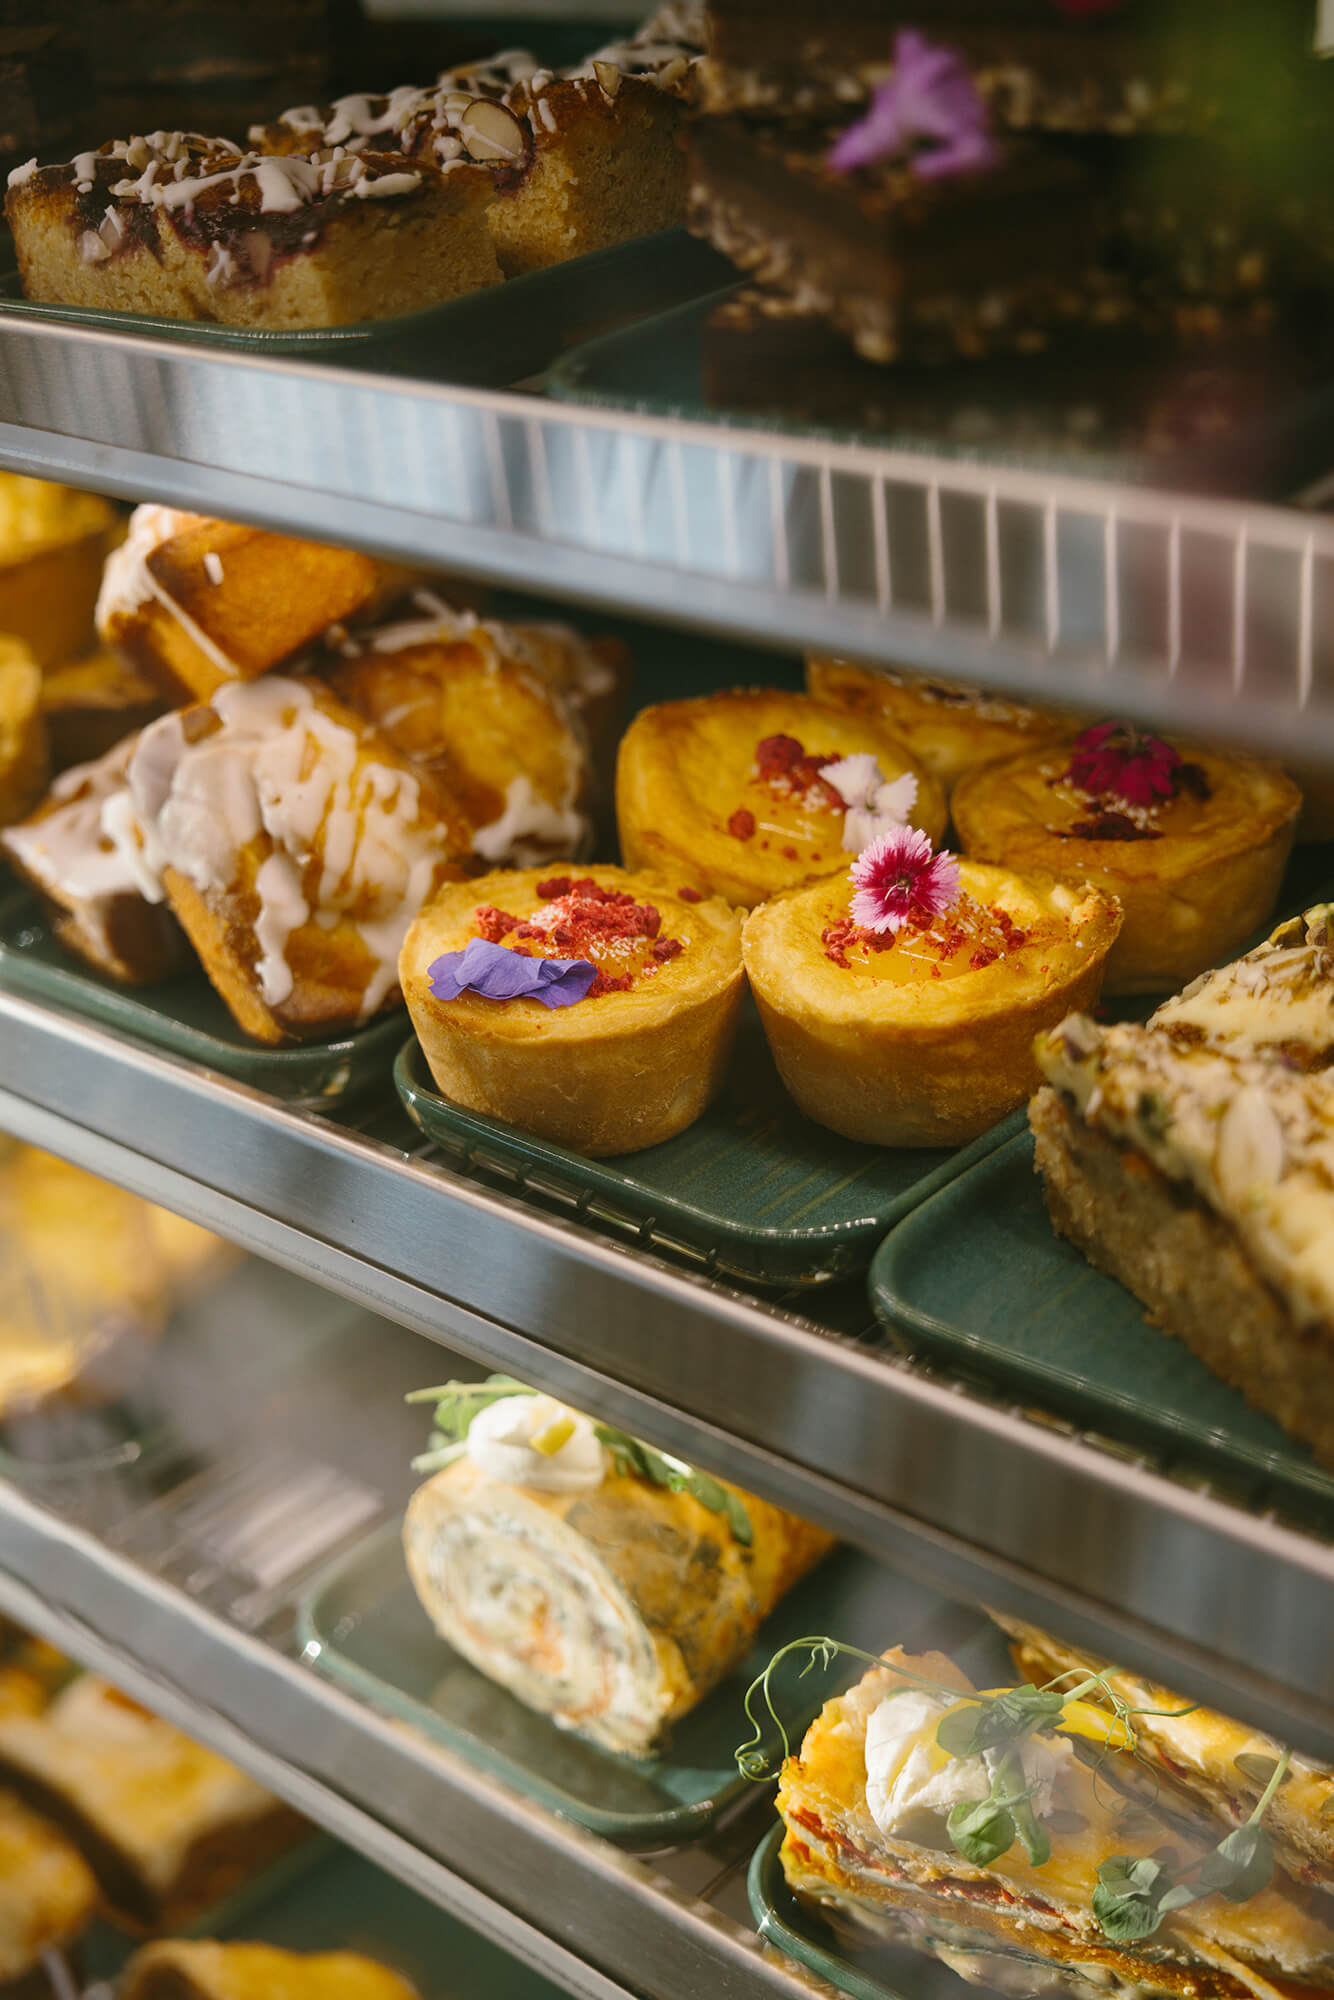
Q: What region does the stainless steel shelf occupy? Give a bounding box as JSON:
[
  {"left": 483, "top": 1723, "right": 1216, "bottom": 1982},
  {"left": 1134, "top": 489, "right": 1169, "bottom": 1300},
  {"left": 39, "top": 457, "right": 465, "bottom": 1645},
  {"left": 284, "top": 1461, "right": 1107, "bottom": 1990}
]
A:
[
  {"left": 3, "top": 981, "right": 1333, "bottom": 1763},
  {"left": 0, "top": 1270, "right": 838, "bottom": 2000},
  {"left": 0, "top": 314, "right": 1332, "bottom": 757}
]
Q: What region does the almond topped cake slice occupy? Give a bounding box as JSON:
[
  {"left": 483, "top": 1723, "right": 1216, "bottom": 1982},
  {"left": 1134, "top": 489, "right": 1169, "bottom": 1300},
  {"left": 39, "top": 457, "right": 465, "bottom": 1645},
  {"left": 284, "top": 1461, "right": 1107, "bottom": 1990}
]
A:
[
  {"left": 6, "top": 130, "right": 501, "bottom": 327},
  {"left": 1031, "top": 903, "right": 1334, "bottom": 1466}
]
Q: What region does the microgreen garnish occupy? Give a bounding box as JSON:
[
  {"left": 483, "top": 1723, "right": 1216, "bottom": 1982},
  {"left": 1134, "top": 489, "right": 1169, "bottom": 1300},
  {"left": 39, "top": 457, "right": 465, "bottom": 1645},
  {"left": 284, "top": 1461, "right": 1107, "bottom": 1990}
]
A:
[
  {"left": 733, "top": 1634, "right": 1293, "bottom": 1944},
  {"left": 407, "top": 1376, "right": 752, "bottom": 1546},
  {"left": 1092, "top": 1751, "right": 1289, "bottom": 1942}
]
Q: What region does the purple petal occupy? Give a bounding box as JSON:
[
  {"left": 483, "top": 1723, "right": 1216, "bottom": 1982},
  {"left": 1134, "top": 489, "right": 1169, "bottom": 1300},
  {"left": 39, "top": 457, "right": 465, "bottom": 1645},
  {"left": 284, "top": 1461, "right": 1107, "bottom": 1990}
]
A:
[
  {"left": 825, "top": 28, "right": 996, "bottom": 182},
  {"left": 428, "top": 938, "right": 598, "bottom": 1009}
]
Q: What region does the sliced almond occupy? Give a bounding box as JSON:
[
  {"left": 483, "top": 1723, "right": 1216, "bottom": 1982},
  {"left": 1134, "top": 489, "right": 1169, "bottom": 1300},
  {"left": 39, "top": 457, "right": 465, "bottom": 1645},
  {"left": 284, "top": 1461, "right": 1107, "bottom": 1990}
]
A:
[
  {"left": 593, "top": 59, "right": 622, "bottom": 100},
  {"left": 458, "top": 97, "right": 527, "bottom": 162},
  {"left": 1214, "top": 1086, "right": 1285, "bottom": 1207},
  {"left": 442, "top": 90, "right": 474, "bottom": 116}
]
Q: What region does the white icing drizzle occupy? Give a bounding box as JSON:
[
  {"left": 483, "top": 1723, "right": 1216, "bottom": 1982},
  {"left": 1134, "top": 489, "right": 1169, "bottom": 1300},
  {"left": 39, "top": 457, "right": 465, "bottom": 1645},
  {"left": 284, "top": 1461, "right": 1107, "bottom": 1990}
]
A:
[
  {"left": 472, "top": 775, "right": 587, "bottom": 867},
  {"left": 203, "top": 551, "right": 224, "bottom": 584},
  {"left": 4, "top": 744, "right": 150, "bottom": 907},
  {"left": 95, "top": 505, "right": 239, "bottom": 686},
  {"left": 126, "top": 679, "right": 449, "bottom": 1018},
  {"left": 6, "top": 158, "right": 37, "bottom": 189},
  {"left": 366, "top": 590, "right": 615, "bottom": 701},
  {"left": 107, "top": 148, "right": 421, "bottom": 216}
]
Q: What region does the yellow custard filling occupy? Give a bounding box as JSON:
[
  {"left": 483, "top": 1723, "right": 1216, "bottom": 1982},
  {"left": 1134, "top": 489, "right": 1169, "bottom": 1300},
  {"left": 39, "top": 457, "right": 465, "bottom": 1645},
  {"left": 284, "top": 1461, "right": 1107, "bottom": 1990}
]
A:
[{"left": 817, "top": 887, "right": 1065, "bottom": 987}]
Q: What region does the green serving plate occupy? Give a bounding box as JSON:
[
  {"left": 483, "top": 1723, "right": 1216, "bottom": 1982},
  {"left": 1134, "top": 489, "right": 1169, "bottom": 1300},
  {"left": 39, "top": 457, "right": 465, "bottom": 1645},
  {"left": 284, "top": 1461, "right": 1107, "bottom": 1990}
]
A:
[
  {"left": 0, "top": 229, "right": 733, "bottom": 382},
  {"left": 297, "top": 1524, "right": 935, "bottom": 1848},
  {"left": 0, "top": 889, "right": 406, "bottom": 1107},
  {"left": 394, "top": 1024, "right": 1024, "bottom": 1287},
  {"left": 748, "top": 1820, "right": 987, "bottom": 2000},
  {"left": 870, "top": 1130, "right": 1334, "bottom": 1520},
  {"left": 82, "top": 1840, "right": 566, "bottom": 1997}
]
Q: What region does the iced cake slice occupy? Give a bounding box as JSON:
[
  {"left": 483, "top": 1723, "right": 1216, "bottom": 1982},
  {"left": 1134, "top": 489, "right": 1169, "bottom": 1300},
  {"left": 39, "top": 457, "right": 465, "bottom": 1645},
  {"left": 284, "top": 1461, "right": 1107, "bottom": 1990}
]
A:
[
  {"left": 1031, "top": 904, "right": 1334, "bottom": 1467},
  {"left": 255, "top": 20, "right": 701, "bottom": 277},
  {"left": 6, "top": 130, "right": 501, "bottom": 327}
]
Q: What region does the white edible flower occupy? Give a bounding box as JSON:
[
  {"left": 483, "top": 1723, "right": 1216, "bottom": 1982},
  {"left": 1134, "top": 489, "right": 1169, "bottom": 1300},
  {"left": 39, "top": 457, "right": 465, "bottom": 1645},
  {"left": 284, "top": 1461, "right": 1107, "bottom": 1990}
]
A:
[{"left": 823, "top": 754, "right": 919, "bottom": 854}]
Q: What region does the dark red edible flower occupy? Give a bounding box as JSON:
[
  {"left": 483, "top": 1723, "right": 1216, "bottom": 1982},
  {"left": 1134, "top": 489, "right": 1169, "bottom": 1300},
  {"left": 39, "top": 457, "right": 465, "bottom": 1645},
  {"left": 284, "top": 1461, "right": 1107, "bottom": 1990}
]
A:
[{"left": 1062, "top": 721, "right": 1181, "bottom": 810}]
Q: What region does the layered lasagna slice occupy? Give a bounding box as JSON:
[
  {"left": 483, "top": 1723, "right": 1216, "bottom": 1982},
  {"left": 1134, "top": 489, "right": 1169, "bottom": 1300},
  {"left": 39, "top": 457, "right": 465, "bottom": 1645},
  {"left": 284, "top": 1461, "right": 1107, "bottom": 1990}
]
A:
[
  {"left": 995, "top": 1614, "right": 1334, "bottom": 1902},
  {"left": 778, "top": 1647, "right": 1334, "bottom": 2000},
  {"left": 1031, "top": 904, "right": 1334, "bottom": 1469}
]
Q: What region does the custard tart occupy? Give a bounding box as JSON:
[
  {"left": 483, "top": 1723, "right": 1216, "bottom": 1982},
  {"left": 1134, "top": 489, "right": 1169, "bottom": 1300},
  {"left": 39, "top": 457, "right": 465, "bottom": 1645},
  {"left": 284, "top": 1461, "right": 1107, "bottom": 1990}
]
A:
[
  {"left": 806, "top": 654, "right": 1071, "bottom": 797},
  {"left": 743, "top": 838, "right": 1120, "bottom": 1146},
  {"left": 951, "top": 723, "right": 1300, "bottom": 995},
  {"left": 400, "top": 865, "right": 744, "bottom": 1155},
  {"left": 616, "top": 689, "right": 946, "bottom": 908}
]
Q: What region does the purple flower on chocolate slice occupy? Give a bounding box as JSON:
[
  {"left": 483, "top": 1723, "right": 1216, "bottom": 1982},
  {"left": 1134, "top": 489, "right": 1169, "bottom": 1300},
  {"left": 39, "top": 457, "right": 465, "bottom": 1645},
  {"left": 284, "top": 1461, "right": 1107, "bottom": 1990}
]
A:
[
  {"left": 827, "top": 30, "right": 1000, "bottom": 181},
  {"left": 428, "top": 937, "right": 597, "bottom": 1007},
  {"left": 1062, "top": 721, "right": 1182, "bottom": 809},
  {"left": 850, "top": 825, "right": 960, "bottom": 935}
]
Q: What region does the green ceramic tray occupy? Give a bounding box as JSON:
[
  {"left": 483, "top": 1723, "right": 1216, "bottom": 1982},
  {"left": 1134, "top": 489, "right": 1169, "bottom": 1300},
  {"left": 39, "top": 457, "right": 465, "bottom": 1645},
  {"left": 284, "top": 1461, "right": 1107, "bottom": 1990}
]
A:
[
  {"left": 548, "top": 289, "right": 1334, "bottom": 497},
  {"left": 395, "top": 1024, "right": 1024, "bottom": 1287},
  {"left": 870, "top": 1130, "right": 1334, "bottom": 1519},
  {"left": 297, "top": 1524, "right": 929, "bottom": 1847},
  {"left": 0, "top": 889, "right": 404, "bottom": 1107},
  {"left": 749, "top": 1820, "right": 992, "bottom": 2000},
  {"left": 82, "top": 1840, "right": 565, "bottom": 1997},
  {"left": 0, "top": 229, "right": 733, "bottom": 381}
]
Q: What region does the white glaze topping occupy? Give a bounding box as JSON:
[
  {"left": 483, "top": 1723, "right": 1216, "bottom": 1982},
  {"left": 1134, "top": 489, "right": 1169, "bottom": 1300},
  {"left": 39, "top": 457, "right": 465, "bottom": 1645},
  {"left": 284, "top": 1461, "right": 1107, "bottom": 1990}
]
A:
[
  {"left": 864, "top": 1688, "right": 1072, "bottom": 1841},
  {"left": 466, "top": 1393, "right": 605, "bottom": 1492},
  {"left": 126, "top": 678, "right": 448, "bottom": 1016}
]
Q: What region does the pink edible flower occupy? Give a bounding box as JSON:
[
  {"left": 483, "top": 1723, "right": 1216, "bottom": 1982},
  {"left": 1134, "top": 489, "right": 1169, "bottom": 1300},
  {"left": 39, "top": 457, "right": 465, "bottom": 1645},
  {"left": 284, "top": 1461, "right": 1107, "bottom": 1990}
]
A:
[
  {"left": 850, "top": 825, "right": 960, "bottom": 935},
  {"left": 827, "top": 30, "right": 1000, "bottom": 181},
  {"left": 1063, "top": 721, "right": 1181, "bottom": 809}
]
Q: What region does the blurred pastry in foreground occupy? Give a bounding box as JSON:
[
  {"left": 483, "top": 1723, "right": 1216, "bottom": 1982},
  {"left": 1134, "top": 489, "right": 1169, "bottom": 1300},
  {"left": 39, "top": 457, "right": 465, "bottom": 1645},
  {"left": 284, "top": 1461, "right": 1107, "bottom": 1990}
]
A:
[
  {"left": 807, "top": 656, "right": 1070, "bottom": 799},
  {"left": 0, "top": 1790, "right": 97, "bottom": 1990},
  {"left": 1031, "top": 904, "right": 1334, "bottom": 1469},
  {"left": 995, "top": 1610, "right": 1334, "bottom": 1897},
  {"left": 616, "top": 689, "right": 945, "bottom": 909},
  {"left": 39, "top": 647, "right": 165, "bottom": 773},
  {"left": 1, "top": 738, "right": 192, "bottom": 986},
  {"left": 0, "top": 1676, "right": 311, "bottom": 1930},
  {"left": 121, "top": 679, "right": 472, "bottom": 1043},
  {"left": 96, "top": 506, "right": 420, "bottom": 704},
  {"left": 773, "top": 1639, "right": 1334, "bottom": 1998},
  {"left": 0, "top": 637, "right": 47, "bottom": 827},
  {"left": 324, "top": 599, "right": 595, "bottom": 868},
  {"left": 0, "top": 475, "right": 119, "bottom": 668},
  {"left": 401, "top": 864, "right": 744, "bottom": 1154},
  {"left": 404, "top": 1376, "right": 832, "bottom": 1755},
  {"left": 122, "top": 1940, "right": 423, "bottom": 1999},
  {"left": 743, "top": 839, "right": 1120, "bottom": 1146},
  {"left": 952, "top": 722, "right": 1300, "bottom": 994}
]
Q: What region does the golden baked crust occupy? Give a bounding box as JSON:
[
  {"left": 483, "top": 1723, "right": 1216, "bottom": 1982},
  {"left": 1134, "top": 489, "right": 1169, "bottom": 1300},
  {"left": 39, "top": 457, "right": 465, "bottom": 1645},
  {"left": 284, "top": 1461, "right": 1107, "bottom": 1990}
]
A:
[
  {"left": 121, "top": 1941, "right": 422, "bottom": 2000},
  {"left": 0, "top": 1678, "right": 311, "bottom": 1933},
  {"left": 400, "top": 864, "right": 745, "bottom": 1154},
  {"left": 806, "top": 655, "right": 1071, "bottom": 796},
  {"left": 39, "top": 647, "right": 165, "bottom": 773},
  {"left": 128, "top": 679, "right": 473, "bottom": 1044},
  {"left": 0, "top": 477, "right": 119, "bottom": 669},
  {"left": 325, "top": 621, "right": 592, "bottom": 867},
  {"left": 97, "top": 507, "right": 417, "bottom": 704},
  {"left": 1, "top": 738, "right": 192, "bottom": 986},
  {"left": 616, "top": 689, "right": 947, "bottom": 909},
  {"left": 780, "top": 1647, "right": 1334, "bottom": 2000},
  {"left": 743, "top": 861, "right": 1120, "bottom": 1145},
  {"left": 0, "top": 1791, "right": 97, "bottom": 1986},
  {"left": 0, "top": 642, "right": 48, "bottom": 828},
  {"left": 6, "top": 139, "right": 502, "bottom": 329},
  {"left": 951, "top": 737, "right": 1300, "bottom": 995},
  {"left": 994, "top": 1612, "right": 1334, "bottom": 1901}
]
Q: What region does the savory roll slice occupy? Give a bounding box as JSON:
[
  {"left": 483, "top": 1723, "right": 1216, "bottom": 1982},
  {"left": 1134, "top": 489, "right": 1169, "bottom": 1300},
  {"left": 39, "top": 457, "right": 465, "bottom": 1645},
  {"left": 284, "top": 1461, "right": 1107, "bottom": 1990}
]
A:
[
  {"left": 121, "top": 1941, "right": 422, "bottom": 1999},
  {"left": 0, "top": 1677, "right": 311, "bottom": 1931},
  {"left": 777, "top": 1645, "right": 1334, "bottom": 2000},
  {"left": 806, "top": 656, "right": 1071, "bottom": 798},
  {"left": 1032, "top": 906, "right": 1334, "bottom": 1467},
  {"left": 952, "top": 721, "right": 1300, "bottom": 995},
  {"left": 400, "top": 864, "right": 744, "bottom": 1154},
  {"left": 0, "top": 1791, "right": 97, "bottom": 1992},
  {"left": 743, "top": 834, "right": 1119, "bottom": 1146},
  {"left": 403, "top": 1379, "right": 833, "bottom": 1756},
  {"left": 616, "top": 689, "right": 946, "bottom": 909},
  {"left": 995, "top": 1613, "right": 1334, "bottom": 1900}
]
